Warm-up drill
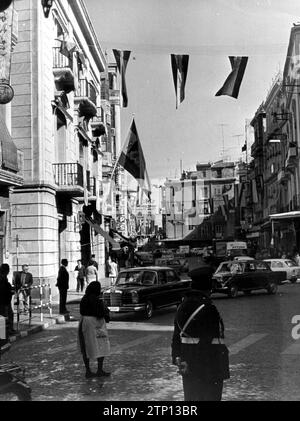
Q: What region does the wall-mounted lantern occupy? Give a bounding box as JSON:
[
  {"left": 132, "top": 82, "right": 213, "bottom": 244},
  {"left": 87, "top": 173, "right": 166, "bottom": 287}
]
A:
[
  {"left": 0, "top": 0, "right": 13, "bottom": 13},
  {"left": 41, "top": 0, "right": 53, "bottom": 18}
]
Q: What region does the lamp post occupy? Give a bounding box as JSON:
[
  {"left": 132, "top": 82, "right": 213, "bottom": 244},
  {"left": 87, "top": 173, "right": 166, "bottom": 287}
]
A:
[{"left": 41, "top": 0, "right": 53, "bottom": 18}]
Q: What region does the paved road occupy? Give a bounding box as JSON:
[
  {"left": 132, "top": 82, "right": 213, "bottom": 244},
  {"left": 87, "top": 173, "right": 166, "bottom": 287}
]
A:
[{"left": 2, "top": 282, "right": 300, "bottom": 401}]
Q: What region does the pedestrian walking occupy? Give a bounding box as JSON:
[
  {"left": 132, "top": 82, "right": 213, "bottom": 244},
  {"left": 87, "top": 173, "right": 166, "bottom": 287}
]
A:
[
  {"left": 90, "top": 254, "right": 99, "bottom": 270},
  {"left": 171, "top": 265, "right": 230, "bottom": 401},
  {"left": 86, "top": 262, "right": 98, "bottom": 284},
  {"left": 74, "top": 260, "right": 86, "bottom": 292},
  {"left": 13, "top": 264, "right": 33, "bottom": 313},
  {"left": 108, "top": 256, "right": 118, "bottom": 286},
  {"left": 56, "top": 259, "right": 69, "bottom": 315},
  {"left": 0, "top": 264, "right": 16, "bottom": 335},
  {"left": 78, "top": 282, "right": 111, "bottom": 378}
]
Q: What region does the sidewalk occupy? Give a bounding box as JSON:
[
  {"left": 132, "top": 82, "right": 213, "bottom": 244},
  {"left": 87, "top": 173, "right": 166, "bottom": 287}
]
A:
[{"left": 1, "top": 277, "right": 112, "bottom": 351}]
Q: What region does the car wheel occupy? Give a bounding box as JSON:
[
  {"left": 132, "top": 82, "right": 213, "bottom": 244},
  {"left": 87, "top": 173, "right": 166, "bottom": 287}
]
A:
[
  {"left": 144, "top": 300, "right": 154, "bottom": 319},
  {"left": 290, "top": 276, "right": 297, "bottom": 284},
  {"left": 266, "top": 282, "right": 278, "bottom": 294},
  {"left": 228, "top": 285, "right": 238, "bottom": 298},
  {"left": 243, "top": 290, "right": 252, "bottom": 296}
]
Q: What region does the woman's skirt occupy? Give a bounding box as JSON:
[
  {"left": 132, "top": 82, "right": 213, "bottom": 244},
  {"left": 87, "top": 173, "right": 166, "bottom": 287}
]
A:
[{"left": 78, "top": 316, "right": 110, "bottom": 360}]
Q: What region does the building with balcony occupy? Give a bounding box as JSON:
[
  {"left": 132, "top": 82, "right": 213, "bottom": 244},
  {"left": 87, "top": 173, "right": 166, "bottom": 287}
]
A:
[
  {"left": 248, "top": 24, "right": 300, "bottom": 256},
  {"left": 9, "top": 0, "right": 108, "bottom": 291},
  {"left": 162, "top": 160, "right": 238, "bottom": 243}
]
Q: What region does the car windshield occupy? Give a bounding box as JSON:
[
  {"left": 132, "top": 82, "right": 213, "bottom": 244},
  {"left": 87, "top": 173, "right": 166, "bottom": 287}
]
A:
[
  {"left": 285, "top": 260, "right": 297, "bottom": 267},
  {"left": 215, "top": 262, "right": 232, "bottom": 274},
  {"left": 116, "top": 271, "right": 143, "bottom": 285}
]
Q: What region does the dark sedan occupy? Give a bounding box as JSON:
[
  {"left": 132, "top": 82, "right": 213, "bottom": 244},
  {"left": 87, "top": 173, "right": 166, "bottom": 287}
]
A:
[
  {"left": 102, "top": 266, "right": 191, "bottom": 318},
  {"left": 212, "top": 259, "right": 286, "bottom": 298}
]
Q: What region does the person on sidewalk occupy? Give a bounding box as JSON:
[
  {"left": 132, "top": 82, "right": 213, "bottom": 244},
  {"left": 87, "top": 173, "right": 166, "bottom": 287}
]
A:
[
  {"left": 86, "top": 262, "right": 98, "bottom": 284},
  {"left": 74, "top": 260, "right": 86, "bottom": 293},
  {"left": 56, "top": 259, "right": 69, "bottom": 315},
  {"left": 90, "top": 254, "right": 99, "bottom": 270},
  {"left": 0, "top": 264, "right": 16, "bottom": 335},
  {"left": 78, "top": 282, "right": 111, "bottom": 378},
  {"left": 13, "top": 264, "right": 33, "bottom": 314},
  {"left": 108, "top": 256, "right": 118, "bottom": 286}
]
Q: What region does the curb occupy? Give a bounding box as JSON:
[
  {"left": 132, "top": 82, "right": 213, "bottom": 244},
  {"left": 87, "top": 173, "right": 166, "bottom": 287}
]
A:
[{"left": 8, "top": 317, "right": 58, "bottom": 344}]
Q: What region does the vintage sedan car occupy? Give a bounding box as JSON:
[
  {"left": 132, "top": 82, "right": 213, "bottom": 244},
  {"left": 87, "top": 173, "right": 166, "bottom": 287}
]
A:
[
  {"left": 263, "top": 259, "right": 300, "bottom": 283},
  {"left": 212, "top": 259, "right": 286, "bottom": 298},
  {"left": 102, "top": 266, "right": 191, "bottom": 318}
]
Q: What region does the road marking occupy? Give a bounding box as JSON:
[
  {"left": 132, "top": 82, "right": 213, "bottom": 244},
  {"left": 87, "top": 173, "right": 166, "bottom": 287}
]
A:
[
  {"left": 111, "top": 334, "right": 160, "bottom": 355},
  {"left": 229, "top": 333, "right": 268, "bottom": 355},
  {"left": 281, "top": 343, "right": 300, "bottom": 355},
  {"left": 109, "top": 322, "right": 174, "bottom": 332}
]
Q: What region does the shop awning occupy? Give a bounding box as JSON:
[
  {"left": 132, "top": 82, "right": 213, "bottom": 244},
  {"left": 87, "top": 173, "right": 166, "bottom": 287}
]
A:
[
  {"left": 270, "top": 211, "right": 300, "bottom": 220},
  {"left": 0, "top": 114, "right": 18, "bottom": 172}
]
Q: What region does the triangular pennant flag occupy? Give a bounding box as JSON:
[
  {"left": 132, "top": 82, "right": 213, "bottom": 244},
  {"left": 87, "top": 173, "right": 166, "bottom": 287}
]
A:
[
  {"left": 116, "top": 119, "right": 151, "bottom": 201},
  {"left": 171, "top": 54, "right": 189, "bottom": 109},
  {"left": 216, "top": 56, "right": 248, "bottom": 99},
  {"left": 113, "top": 49, "right": 131, "bottom": 108}
]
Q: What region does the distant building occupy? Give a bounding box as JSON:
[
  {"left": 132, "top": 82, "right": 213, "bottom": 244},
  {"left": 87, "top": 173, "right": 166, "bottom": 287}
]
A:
[{"left": 162, "top": 160, "right": 238, "bottom": 243}]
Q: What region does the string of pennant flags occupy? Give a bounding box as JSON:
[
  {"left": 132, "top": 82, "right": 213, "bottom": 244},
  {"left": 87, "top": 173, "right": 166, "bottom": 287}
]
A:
[
  {"left": 113, "top": 49, "right": 249, "bottom": 108},
  {"left": 111, "top": 51, "right": 249, "bottom": 202}
]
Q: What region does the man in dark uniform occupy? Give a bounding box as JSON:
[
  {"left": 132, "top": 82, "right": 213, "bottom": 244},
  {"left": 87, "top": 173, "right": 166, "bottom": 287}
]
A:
[{"left": 171, "top": 265, "right": 229, "bottom": 401}]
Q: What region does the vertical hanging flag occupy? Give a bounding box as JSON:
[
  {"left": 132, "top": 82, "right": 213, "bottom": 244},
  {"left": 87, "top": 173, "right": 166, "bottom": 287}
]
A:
[
  {"left": 115, "top": 119, "right": 151, "bottom": 201},
  {"left": 171, "top": 54, "right": 189, "bottom": 109},
  {"left": 113, "top": 49, "right": 131, "bottom": 108},
  {"left": 216, "top": 56, "right": 248, "bottom": 99}
]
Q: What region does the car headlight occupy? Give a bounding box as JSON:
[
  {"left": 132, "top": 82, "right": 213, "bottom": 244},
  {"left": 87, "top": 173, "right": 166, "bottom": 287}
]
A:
[{"left": 131, "top": 290, "right": 139, "bottom": 304}]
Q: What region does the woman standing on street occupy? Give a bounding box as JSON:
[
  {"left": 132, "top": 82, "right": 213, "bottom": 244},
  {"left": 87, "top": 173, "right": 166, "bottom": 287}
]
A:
[
  {"left": 78, "top": 282, "right": 111, "bottom": 378},
  {"left": 85, "top": 261, "right": 98, "bottom": 285}
]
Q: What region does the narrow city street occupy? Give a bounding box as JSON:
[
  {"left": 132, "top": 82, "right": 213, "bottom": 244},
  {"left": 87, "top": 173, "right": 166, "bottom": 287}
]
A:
[{"left": 1, "top": 282, "right": 300, "bottom": 401}]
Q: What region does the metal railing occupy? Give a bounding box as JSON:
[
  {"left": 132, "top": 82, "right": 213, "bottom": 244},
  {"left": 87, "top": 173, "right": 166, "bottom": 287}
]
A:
[
  {"left": 15, "top": 284, "right": 52, "bottom": 331},
  {"left": 53, "top": 163, "right": 84, "bottom": 188},
  {"left": 53, "top": 47, "right": 73, "bottom": 69},
  {"left": 75, "top": 79, "right": 97, "bottom": 106}
]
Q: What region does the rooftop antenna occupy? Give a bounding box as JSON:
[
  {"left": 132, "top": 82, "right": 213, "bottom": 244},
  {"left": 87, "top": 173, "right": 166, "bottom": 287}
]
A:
[{"left": 218, "top": 123, "right": 228, "bottom": 160}]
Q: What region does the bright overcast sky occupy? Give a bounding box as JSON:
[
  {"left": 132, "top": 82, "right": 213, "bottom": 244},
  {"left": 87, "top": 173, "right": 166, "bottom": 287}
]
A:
[{"left": 85, "top": 0, "right": 300, "bottom": 179}]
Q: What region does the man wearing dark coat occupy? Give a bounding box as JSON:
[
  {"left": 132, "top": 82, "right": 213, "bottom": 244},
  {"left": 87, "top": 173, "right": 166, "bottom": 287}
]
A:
[
  {"left": 14, "top": 264, "right": 33, "bottom": 313},
  {"left": 56, "top": 259, "right": 69, "bottom": 315},
  {"left": 171, "top": 265, "right": 229, "bottom": 401}
]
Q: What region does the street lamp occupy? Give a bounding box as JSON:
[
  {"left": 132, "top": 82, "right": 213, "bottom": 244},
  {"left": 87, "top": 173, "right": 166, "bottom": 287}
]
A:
[
  {"left": 0, "top": 0, "right": 13, "bottom": 12},
  {"left": 41, "top": 0, "right": 53, "bottom": 18}
]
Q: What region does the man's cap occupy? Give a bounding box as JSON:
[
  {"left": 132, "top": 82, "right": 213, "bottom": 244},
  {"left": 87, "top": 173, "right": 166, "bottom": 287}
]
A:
[{"left": 188, "top": 265, "right": 214, "bottom": 291}]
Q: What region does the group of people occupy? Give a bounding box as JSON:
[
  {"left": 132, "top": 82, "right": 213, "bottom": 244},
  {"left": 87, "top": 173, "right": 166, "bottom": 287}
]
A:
[{"left": 77, "top": 264, "right": 230, "bottom": 401}]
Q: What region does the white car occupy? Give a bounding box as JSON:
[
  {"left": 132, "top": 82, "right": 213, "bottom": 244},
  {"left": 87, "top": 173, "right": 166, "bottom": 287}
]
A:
[
  {"left": 233, "top": 256, "right": 255, "bottom": 261},
  {"left": 263, "top": 259, "right": 300, "bottom": 283}
]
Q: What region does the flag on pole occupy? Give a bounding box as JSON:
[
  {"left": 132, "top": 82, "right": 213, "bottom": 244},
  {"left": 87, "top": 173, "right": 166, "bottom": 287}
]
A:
[
  {"left": 216, "top": 56, "right": 248, "bottom": 99},
  {"left": 116, "top": 119, "right": 151, "bottom": 201},
  {"left": 171, "top": 54, "right": 189, "bottom": 109},
  {"left": 113, "top": 49, "right": 131, "bottom": 108}
]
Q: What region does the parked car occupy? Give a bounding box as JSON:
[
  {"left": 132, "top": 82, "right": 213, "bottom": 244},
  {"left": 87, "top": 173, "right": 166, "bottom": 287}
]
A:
[
  {"left": 102, "top": 267, "right": 191, "bottom": 318},
  {"left": 155, "top": 258, "right": 188, "bottom": 274},
  {"left": 212, "top": 259, "right": 286, "bottom": 298},
  {"left": 263, "top": 259, "right": 300, "bottom": 283},
  {"left": 233, "top": 256, "right": 255, "bottom": 261}
]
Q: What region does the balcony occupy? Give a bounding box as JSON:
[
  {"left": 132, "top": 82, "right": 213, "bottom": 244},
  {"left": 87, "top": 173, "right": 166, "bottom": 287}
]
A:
[
  {"left": 53, "top": 47, "right": 75, "bottom": 93},
  {"left": 285, "top": 146, "right": 297, "bottom": 172},
  {"left": 75, "top": 79, "right": 98, "bottom": 118},
  {"left": 91, "top": 107, "right": 106, "bottom": 137},
  {"left": 53, "top": 163, "right": 84, "bottom": 196},
  {"left": 109, "top": 89, "right": 121, "bottom": 106}
]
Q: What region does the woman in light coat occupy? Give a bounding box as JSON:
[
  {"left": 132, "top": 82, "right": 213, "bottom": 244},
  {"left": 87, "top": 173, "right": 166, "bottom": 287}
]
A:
[
  {"left": 78, "top": 282, "right": 110, "bottom": 378},
  {"left": 85, "top": 263, "right": 98, "bottom": 285}
]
